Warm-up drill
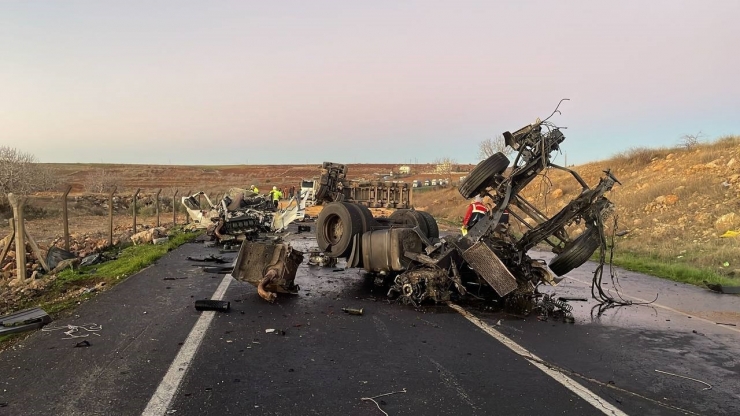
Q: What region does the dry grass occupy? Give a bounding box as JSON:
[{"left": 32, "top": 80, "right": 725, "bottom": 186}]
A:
[{"left": 610, "top": 146, "right": 672, "bottom": 170}]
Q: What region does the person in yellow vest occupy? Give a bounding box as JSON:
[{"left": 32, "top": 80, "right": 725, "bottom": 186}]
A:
[
  {"left": 250, "top": 185, "right": 259, "bottom": 194},
  {"left": 269, "top": 186, "right": 282, "bottom": 209}
]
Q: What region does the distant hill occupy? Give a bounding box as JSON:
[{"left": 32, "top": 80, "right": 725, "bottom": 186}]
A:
[{"left": 43, "top": 162, "right": 476, "bottom": 193}]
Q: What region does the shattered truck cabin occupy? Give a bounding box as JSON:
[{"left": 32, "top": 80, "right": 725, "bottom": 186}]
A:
[
  {"left": 181, "top": 188, "right": 304, "bottom": 241},
  {"left": 309, "top": 107, "right": 620, "bottom": 307}
]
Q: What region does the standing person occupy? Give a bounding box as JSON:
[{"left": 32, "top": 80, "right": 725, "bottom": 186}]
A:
[
  {"left": 462, "top": 195, "right": 488, "bottom": 236},
  {"left": 269, "top": 186, "right": 283, "bottom": 209},
  {"left": 289, "top": 185, "right": 295, "bottom": 199}
]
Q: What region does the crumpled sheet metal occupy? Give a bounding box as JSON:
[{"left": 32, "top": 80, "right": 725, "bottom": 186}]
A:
[
  {"left": 231, "top": 240, "right": 304, "bottom": 302},
  {"left": 461, "top": 241, "right": 518, "bottom": 297}
]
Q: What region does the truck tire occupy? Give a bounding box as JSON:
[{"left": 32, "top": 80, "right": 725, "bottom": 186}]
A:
[
  {"left": 459, "top": 152, "right": 510, "bottom": 199},
  {"left": 389, "top": 209, "right": 430, "bottom": 238},
  {"left": 416, "top": 211, "right": 439, "bottom": 239},
  {"left": 317, "top": 202, "right": 364, "bottom": 258},
  {"left": 348, "top": 203, "right": 377, "bottom": 233},
  {"left": 548, "top": 227, "right": 601, "bottom": 276}
]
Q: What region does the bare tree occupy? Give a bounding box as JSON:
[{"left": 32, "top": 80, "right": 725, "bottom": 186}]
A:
[
  {"left": 84, "top": 168, "right": 119, "bottom": 193},
  {"left": 0, "top": 146, "right": 61, "bottom": 198},
  {"left": 679, "top": 131, "right": 704, "bottom": 151},
  {"left": 478, "top": 135, "right": 513, "bottom": 160},
  {"left": 433, "top": 157, "right": 457, "bottom": 180}
]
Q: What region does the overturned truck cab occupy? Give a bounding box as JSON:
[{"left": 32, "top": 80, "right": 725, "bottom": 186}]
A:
[{"left": 315, "top": 109, "right": 620, "bottom": 308}]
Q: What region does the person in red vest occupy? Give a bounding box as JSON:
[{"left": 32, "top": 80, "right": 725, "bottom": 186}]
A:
[{"left": 462, "top": 195, "right": 488, "bottom": 235}]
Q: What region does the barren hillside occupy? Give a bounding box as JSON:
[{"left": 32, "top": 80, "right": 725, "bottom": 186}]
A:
[
  {"left": 45, "top": 162, "right": 475, "bottom": 193},
  {"left": 413, "top": 136, "right": 740, "bottom": 280}
]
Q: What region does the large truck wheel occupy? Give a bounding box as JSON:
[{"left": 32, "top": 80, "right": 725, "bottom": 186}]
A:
[
  {"left": 548, "top": 227, "right": 601, "bottom": 276},
  {"left": 389, "top": 209, "right": 430, "bottom": 238},
  {"left": 459, "top": 152, "right": 510, "bottom": 199},
  {"left": 348, "top": 203, "right": 377, "bottom": 233},
  {"left": 317, "top": 202, "right": 364, "bottom": 257},
  {"left": 416, "top": 211, "right": 439, "bottom": 239}
]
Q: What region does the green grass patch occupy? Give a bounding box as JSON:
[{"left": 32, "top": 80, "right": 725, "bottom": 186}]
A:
[
  {"left": 1, "top": 228, "right": 200, "bottom": 348},
  {"left": 11, "top": 228, "right": 200, "bottom": 319},
  {"left": 609, "top": 250, "right": 739, "bottom": 287}
]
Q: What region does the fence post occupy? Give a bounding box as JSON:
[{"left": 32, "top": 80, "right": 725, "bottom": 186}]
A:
[
  {"left": 62, "top": 185, "right": 72, "bottom": 251},
  {"left": 132, "top": 188, "right": 141, "bottom": 234},
  {"left": 155, "top": 188, "right": 162, "bottom": 227},
  {"left": 185, "top": 190, "right": 191, "bottom": 224},
  {"left": 0, "top": 219, "right": 15, "bottom": 265},
  {"left": 7, "top": 193, "right": 27, "bottom": 280},
  {"left": 173, "top": 189, "right": 179, "bottom": 226},
  {"left": 109, "top": 187, "right": 117, "bottom": 247}
]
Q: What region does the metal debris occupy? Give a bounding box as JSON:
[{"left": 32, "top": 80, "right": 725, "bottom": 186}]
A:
[
  {"left": 537, "top": 294, "right": 575, "bottom": 323},
  {"left": 187, "top": 255, "right": 231, "bottom": 264},
  {"left": 1, "top": 308, "right": 52, "bottom": 336},
  {"left": 181, "top": 188, "right": 308, "bottom": 243},
  {"left": 654, "top": 369, "right": 713, "bottom": 391},
  {"left": 308, "top": 103, "right": 621, "bottom": 311},
  {"left": 307, "top": 252, "right": 337, "bottom": 267},
  {"left": 342, "top": 307, "right": 364, "bottom": 316},
  {"left": 361, "top": 388, "right": 407, "bottom": 416},
  {"left": 194, "top": 300, "right": 230, "bottom": 312},
  {"left": 704, "top": 281, "right": 740, "bottom": 294},
  {"left": 231, "top": 240, "right": 303, "bottom": 303}
]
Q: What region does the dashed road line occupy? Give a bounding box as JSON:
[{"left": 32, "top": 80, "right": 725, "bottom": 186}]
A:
[{"left": 141, "top": 274, "right": 232, "bottom": 416}]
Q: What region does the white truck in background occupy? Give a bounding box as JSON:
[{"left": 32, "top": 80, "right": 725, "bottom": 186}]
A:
[{"left": 300, "top": 178, "right": 318, "bottom": 207}]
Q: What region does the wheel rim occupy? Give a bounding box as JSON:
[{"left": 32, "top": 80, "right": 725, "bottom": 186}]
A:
[{"left": 325, "top": 214, "right": 344, "bottom": 245}]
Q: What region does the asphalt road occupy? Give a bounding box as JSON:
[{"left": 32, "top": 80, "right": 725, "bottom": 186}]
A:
[{"left": 1, "top": 229, "right": 738, "bottom": 416}]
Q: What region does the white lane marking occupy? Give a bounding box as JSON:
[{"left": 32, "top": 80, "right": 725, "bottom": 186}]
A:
[
  {"left": 567, "top": 276, "right": 740, "bottom": 335},
  {"left": 447, "top": 302, "right": 628, "bottom": 416},
  {"left": 142, "top": 274, "right": 233, "bottom": 416}
]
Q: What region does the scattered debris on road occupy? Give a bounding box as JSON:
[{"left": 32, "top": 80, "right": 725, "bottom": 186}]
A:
[
  {"left": 537, "top": 295, "right": 575, "bottom": 323},
  {"left": 231, "top": 240, "right": 303, "bottom": 303},
  {"left": 194, "top": 300, "right": 230, "bottom": 312},
  {"left": 704, "top": 280, "right": 740, "bottom": 294},
  {"left": 361, "top": 388, "right": 407, "bottom": 416},
  {"left": 342, "top": 307, "right": 364, "bottom": 316},
  {"left": 654, "top": 369, "right": 713, "bottom": 391},
  {"left": 74, "top": 340, "right": 91, "bottom": 348},
  {"left": 558, "top": 296, "right": 588, "bottom": 302},
  {"left": 41, "top": 323, "right": 102, "bottom": 339},
  {"left": 0, "top": 307, "right": 52, "bottom": 336},
  {"left": 187, "top": 255, "right": 231, "bottom": 264},
  {"left": 307, "top": 252, "right": 336, "bottom": 267}
]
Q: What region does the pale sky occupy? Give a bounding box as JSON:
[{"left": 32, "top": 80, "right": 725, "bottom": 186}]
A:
[{"left": 1, "top": 1, "right": 738, "bottom": 166}]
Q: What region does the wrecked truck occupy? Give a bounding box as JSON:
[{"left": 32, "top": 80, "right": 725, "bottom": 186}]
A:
[
  {"left": 309, "top": 108, "right": 620, "bottom": 307},
  {"left": 182, "top": 188, "right": 306, "bottom": 242}
]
